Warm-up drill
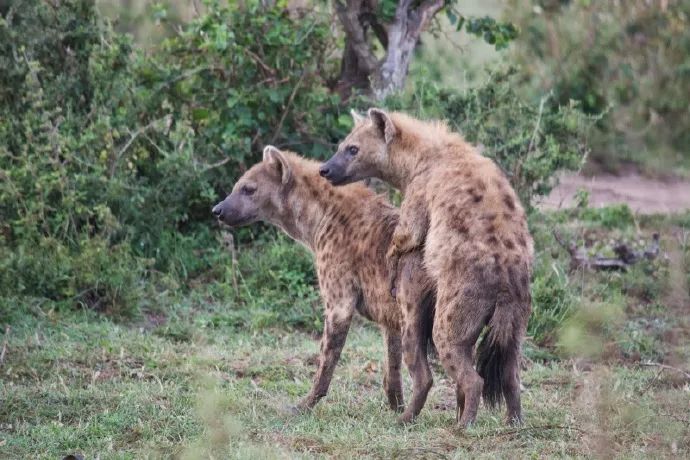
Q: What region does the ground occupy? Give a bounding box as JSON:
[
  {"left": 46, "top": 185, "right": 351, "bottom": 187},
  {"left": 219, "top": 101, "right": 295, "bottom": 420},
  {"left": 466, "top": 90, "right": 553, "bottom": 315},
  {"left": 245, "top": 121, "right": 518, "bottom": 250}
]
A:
[
  {"left": 541, "top": 172, "right": 690, "bottom": 214},
  {"left": 1, "top": 207, "right": 689, "bottom": 459}
]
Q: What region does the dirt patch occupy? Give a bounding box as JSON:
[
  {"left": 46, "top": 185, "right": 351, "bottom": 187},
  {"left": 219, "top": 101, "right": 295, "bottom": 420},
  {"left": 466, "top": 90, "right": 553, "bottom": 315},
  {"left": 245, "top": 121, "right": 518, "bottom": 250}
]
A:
[{"left": 539, "top": 173, "right": 690, "bottom": 214}]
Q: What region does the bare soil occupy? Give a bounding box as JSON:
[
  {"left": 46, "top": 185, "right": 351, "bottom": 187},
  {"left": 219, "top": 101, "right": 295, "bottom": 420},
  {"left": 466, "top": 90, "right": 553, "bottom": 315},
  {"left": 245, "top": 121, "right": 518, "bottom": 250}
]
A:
[{"left": 540, "top": 173, "right": 690, "bottom": 214}]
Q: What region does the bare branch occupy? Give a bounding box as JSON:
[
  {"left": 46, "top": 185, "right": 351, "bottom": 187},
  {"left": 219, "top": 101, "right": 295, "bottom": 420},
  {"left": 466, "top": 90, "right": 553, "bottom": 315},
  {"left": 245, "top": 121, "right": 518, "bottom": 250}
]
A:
[
  {"left": 553, "top": 230, "right": 660, "bottom": 271},
  {"left": 271, "top": 71, "right": 308, "bottom": 144},
  {"left": 640, "top": 361, "right": 690, "bottom": 381}
]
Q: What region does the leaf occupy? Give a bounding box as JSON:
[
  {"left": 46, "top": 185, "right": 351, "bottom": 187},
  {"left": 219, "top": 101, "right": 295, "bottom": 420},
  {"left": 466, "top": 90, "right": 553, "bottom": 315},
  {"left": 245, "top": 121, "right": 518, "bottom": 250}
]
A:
[{"left": 192, "top": 108, "right": 210, "bottom": 121}]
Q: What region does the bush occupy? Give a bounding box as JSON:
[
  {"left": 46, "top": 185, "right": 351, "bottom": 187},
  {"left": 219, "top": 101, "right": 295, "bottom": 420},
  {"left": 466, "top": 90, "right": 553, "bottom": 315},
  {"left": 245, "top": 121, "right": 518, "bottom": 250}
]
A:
[
  {"left": 208, "top": 232, "right": 322, "bottom": 331},
  {"left": 0, "top": 0, "right": 344, "bottom": 313},
  {"left": 386, "top": 67, "right": 595, "bottom": 205},
  {"left": 0, "top": 1, "right": 594, "bottom": 344},
  {"left": 507, "top": 0, "right": 690, "bottom": 173}
]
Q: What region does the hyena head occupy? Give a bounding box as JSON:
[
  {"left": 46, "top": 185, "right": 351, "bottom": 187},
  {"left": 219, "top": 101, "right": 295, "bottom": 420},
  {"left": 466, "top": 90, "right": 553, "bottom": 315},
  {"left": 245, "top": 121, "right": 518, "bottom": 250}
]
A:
[
  {"left": 212, "top": 146, "right": 292, "bottom": 227},
  {"left": 320, "top": 108, "right": 396, "bottom": 186}
]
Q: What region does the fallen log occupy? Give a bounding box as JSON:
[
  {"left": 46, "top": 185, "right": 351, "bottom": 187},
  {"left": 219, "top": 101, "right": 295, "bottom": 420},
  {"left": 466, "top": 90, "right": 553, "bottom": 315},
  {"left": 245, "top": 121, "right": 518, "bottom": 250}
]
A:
[{"left": 553, "top": 231, "right": 660, "bottom": 271}]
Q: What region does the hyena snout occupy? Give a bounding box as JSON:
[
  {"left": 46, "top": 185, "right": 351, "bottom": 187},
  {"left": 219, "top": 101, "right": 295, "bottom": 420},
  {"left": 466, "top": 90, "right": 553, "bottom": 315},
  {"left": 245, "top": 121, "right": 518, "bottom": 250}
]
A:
[
  {"left": 211, "top": 202, "right": 224, "bottom": 218},
  {"left": 318, "top": 165, "right": 331, "bottom": 178},
  {"left": 319, "top": 156, "right": 350, "bottom": 185}
]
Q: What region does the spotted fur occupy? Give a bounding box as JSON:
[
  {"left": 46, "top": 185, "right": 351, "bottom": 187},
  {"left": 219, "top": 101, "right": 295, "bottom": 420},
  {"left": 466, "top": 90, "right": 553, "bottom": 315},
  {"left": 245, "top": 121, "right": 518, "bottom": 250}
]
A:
[
  {"left": 213, "top": 147, "right": 435, "bottom": 422},
  {"left": 321, "top": 109, "right": 534, "bottom": 427}
]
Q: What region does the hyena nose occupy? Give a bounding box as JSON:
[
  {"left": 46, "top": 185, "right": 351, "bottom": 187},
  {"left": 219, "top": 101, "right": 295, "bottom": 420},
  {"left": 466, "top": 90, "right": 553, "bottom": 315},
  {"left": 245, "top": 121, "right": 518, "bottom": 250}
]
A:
[
  {"left": 319, "top": 166, "right": 330, "bottom": 178},
  {"left": 211, "top": 203, "right": 223, "bottom": 218}
]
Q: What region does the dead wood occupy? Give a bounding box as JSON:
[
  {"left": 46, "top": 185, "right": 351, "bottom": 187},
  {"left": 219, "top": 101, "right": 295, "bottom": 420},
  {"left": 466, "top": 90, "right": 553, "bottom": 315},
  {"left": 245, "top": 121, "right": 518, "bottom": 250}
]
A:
[{"left": 553, "top": 231, "right": 659, "bottom": 271}]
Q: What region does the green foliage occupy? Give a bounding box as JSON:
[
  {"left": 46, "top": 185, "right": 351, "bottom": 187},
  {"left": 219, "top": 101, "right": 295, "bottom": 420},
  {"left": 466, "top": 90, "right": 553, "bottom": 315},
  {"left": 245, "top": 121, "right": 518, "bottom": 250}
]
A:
[
  {"left": 440, "top": 2, "right": 519, "bottom": 50},
  {"left": 579, "top": 204, "right": 635, "bottom": 230},
  {"left": 206, "top": 232, "right": 322, "bottom": 331},
  {"left": 386, "top": 67, "right": 595, "bottom": 205},
  {"left": 529, "top": 258, "right": 575, "bottom": 346},
  {"left": 0, "top": 0, "right": 343, "bottom": 314},
  {"left": 508, "top": 0, "right": 690, "bottom": 173},
  {"left": 372, "top": 0, "right": 519, "bottom": 51},
  {"left": 0, "top": 0, "right": 598, "bottom": 357},
  {"left": 452, "top": 15, "right": 519, "bottom": 50}
]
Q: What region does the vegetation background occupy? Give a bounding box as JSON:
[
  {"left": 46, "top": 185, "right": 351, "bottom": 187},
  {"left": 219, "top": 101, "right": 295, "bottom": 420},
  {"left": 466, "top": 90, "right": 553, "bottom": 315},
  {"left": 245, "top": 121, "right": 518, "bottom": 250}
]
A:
[{"left": 1, "top": 0, "right": 688, "bottom": 458}]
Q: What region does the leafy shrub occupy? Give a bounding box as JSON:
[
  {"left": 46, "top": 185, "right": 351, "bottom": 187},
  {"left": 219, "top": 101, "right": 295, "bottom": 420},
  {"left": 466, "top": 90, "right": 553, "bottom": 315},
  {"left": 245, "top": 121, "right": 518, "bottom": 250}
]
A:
[
  {"left": 386, "top": 67, "right": 595, "bottom": 205},
  {"left": 0, "top": 0, "right": 343, "bottom": 313},
  {"left": 0, "top": 236, "right": 151, "bottom": 317},
  {"left": 203, "top": 231, "right": 322, "bottom": 331},
  {"left": 507, "top": 0, "right": 690, "bottom": 173},
  {"left": 0, "top": 0, "right": 594, "bottom": 348}
]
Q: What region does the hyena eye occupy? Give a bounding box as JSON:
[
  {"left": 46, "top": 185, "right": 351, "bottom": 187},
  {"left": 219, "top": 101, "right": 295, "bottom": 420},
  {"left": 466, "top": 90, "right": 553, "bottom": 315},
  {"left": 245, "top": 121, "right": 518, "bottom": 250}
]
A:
[
  {"left": 347, "top": 145, "right": 359, "bottom": 156},
  {"left": 240, "top": 184, "right": 256, "bottom": 196}
]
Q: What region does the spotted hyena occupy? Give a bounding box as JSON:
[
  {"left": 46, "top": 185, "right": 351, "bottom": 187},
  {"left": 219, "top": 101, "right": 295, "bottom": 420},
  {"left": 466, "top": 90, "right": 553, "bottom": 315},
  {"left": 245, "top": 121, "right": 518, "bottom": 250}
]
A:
[
  {"left": 320, "top": 109, "right": 534, "bottom": 427},
  {"left": 212, "top": 146, "right": 435, "bottom": 422}
]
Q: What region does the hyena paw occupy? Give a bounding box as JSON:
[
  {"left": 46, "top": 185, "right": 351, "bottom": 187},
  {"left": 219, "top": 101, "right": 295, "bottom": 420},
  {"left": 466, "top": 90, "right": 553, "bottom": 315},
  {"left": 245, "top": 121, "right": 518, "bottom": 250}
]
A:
[
  {"left": 397, "top": 411, "right": 416, "bottom": 425},
  {"left": 282, "top": 398, "right": 313, "bottom": 416}
]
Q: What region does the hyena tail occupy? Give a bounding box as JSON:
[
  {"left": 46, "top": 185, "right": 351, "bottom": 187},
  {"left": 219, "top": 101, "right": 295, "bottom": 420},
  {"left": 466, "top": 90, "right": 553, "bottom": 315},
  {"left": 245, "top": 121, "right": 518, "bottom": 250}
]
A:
[
  {"left": 421, "top": 291, "right": 437, "bottom": 358},
  {"left": 476, "top": 298, "right": 525, "bottom": 409}
]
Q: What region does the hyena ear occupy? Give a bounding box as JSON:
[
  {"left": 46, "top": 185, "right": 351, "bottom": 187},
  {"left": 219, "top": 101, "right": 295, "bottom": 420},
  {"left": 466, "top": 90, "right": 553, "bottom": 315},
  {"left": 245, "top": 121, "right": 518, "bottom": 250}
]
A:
[
  {"left": 350, "top": 109, "right": 365, "bottom": 125},
  {"left": 263, "top": 145, "right": 292, "bottom": 186},
  {"left": 368, "top": 108, "right": 396, "bottom": 145}
]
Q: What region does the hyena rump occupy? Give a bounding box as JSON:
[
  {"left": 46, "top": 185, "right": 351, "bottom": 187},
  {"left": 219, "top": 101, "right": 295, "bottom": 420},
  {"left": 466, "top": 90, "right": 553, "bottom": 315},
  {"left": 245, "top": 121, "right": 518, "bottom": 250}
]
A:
[
  {"left": 212, "top": 147, "right": 435, "bottom": 422},
  {"left": 321, "top": 109, "right": 534, "bottom": 428}
]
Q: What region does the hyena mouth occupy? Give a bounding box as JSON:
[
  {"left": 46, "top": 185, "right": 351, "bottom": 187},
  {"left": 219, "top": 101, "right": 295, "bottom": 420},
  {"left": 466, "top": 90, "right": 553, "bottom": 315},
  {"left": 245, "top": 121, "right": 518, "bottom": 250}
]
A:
[
  {"left": 220, "top": 214, "right": 256, "bottom": 227},
  {"left": 326, "top": 174, "right": 354, "bottom": 186}
]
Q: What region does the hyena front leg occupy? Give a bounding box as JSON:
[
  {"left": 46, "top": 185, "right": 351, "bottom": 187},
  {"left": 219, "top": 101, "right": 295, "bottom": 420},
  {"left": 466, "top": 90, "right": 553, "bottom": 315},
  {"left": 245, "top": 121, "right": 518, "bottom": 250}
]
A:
[
  {"left": 382, "top": 328, "right": 404, "bottom": 412},
  {"left": 297, "top": 288, "right": 356, "bottom": 411},
  {"left": 387, "top": 186, "right": 429, "bottom": 296}
]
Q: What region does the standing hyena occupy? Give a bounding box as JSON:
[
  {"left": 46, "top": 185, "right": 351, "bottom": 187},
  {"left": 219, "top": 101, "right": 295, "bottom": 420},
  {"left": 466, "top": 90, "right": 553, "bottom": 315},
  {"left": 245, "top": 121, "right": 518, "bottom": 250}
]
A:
[
  {"left": 320, "top": 109, "right": 534, "bottom": 427},
  {"left": 212, "top": 146, "right": 436, "bottom": 422}
]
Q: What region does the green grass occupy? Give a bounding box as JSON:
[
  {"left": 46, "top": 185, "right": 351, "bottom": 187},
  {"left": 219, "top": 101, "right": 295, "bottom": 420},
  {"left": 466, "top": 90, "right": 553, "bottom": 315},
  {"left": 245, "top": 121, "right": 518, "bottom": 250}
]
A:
[{"left": 2, "top": 209, "right": 689, "bottom": 458}]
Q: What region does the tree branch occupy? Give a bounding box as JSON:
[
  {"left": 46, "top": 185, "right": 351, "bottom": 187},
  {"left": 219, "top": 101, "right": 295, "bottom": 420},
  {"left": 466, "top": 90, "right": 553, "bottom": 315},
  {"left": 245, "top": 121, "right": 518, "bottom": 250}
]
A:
[
  {"left": 410, "top": 0, "right": 444, "bottom": 38},
  {"left": 553, "top": 230, "right": 660, "bottom": 271},
  {"left": 333, "top": 0, "right": 379, "bottom": 74}
]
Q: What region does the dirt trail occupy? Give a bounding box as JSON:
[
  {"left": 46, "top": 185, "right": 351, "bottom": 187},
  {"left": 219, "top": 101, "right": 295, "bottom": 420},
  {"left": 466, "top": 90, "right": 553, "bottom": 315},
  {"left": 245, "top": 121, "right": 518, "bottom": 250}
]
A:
[{"left": 539, "top": 173, "right": 690, "bottom": 214}]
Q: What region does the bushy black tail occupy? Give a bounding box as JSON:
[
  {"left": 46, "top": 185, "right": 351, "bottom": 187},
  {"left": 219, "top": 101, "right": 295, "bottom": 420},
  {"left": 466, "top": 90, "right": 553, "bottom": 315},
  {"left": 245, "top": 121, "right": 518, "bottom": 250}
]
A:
[{"left": 476, "top": 304, "right": 520, "bottom": 409}]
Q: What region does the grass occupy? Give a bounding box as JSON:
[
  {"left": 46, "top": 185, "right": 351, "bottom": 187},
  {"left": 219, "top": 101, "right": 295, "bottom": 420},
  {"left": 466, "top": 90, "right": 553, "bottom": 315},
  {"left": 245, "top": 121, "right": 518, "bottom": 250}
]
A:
[{"left": 2, "top": 209, "right": 689, "bottom": 458}]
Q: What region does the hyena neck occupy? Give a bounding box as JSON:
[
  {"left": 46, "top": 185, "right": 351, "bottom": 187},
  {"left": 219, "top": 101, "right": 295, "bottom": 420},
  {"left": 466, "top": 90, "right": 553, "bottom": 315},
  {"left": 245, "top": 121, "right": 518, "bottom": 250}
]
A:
[
  {"left": 383, "top": 146, "right": 424, "bottom": 192},
  {"left": 269, "top": 177, "right": 331, "bottom": 252}
]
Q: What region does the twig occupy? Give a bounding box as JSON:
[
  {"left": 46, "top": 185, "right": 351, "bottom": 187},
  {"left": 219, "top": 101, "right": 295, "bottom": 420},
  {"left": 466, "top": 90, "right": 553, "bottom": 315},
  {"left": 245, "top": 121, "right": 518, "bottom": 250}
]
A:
[
  {"left": 640, "top": 361, "right": 690, "bottom": 380},
  {"left": 0, "top": 325, "right": 9, "bottom": 366},
  {"left": 490, "top": 424, "right": 588, "bottom": 437},
  {"left": 157, "top": 66, "right": 223, "bottom": 91},
  {"left": 243, "top": 48, "right": 276, "bottom": 75},
  {"left": 270, "top": 72, "right": 307, "bottom": 144},
  {"left": 514, "top": 95, "right": 549, "bottom": 185},
  {"left": 110, "top": 118, "right": 165, "bottom": 177},
  {"left": 221, "top": 232, "right": 239, "bottom": 293},
  {"left": 658, "top": 411, "right": 690, "bottom": 424},
  {"left": 201, "top": 156, "right": 232, "bottom": 173},
  {"left": 527, "top": 95, "right": 548, "bottom": 154},
  {"left": 638, "top": 367, "right": 664, "bottom": 397}
]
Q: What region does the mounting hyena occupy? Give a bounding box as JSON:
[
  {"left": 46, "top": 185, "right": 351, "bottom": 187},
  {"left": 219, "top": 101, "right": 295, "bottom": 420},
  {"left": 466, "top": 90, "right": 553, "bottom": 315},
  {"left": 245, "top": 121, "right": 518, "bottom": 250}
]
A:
[
  {"left": 212, "top": 146, "right": 436, "bottom": 422},
  {"left": 320, "top": 109, "right": 534, "bottom": 428}
]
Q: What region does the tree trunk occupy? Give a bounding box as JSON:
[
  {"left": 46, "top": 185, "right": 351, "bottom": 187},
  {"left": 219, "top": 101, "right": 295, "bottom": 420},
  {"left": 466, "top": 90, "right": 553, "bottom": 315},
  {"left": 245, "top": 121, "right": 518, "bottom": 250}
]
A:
[
  {"left": 335, "top": 38, "right": 376, "bottom": 99},
  {"left": 374, "top": 0, "right": 444, "bottom": 100},
  {"left": 334, "top": 0, "right": 444, "bottom": 101},
  {"left": 371, "top": 1, "right": 416, "bottom": 100}
]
